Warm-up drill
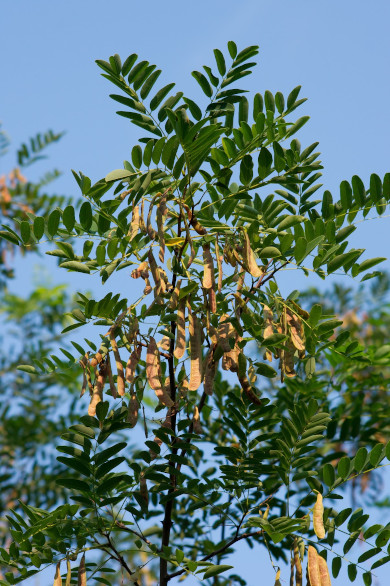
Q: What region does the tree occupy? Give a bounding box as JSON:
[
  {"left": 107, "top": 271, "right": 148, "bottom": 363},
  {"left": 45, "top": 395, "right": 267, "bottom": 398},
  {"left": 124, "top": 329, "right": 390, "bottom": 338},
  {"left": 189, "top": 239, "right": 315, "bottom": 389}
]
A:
[{"left": 1, "top": 41, "right": 390, "bottom": 586}]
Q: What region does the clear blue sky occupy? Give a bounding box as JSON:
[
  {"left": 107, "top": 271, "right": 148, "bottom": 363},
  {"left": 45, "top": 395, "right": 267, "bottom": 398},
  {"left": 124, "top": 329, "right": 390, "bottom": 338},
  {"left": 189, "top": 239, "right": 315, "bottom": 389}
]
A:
[{"left": 2, "top": 1, "right": 390, "bottom": 584}]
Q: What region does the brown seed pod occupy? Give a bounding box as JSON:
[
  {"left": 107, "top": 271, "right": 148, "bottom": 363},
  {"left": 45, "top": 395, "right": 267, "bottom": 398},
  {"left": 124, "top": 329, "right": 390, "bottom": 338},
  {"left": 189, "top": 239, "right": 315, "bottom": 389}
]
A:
[
  {"left": 238, "top": 373, "right": 262, "bottom": 405},
  {"left": 209, "top": 288, "right": 217, "bottom": 313},
  {"left": 313, "top": 492, "right": 326, "bottom": 539},
  {"left": 140, "top": 473, "right": 148, "bottom": 507},
  {"left": 157, "top": 195, "right": 167, "bottom": 262},
  {"left": 202, "top": 244, "right": 215, "bottom": 289},
  {"left": 106, "top": 356, "right": 117, "bottom": 399},
  {"left": 274, "top": 568, "right": 281, "bottom": 586},
  {"left": 77, "top": 553, "right": 86, "bottom": 586},
  {"left": 143, "top": 277, "right": 152, "bottom": 295},
  {"left": 156, "top": 376, "right": 174, "bottom": 407},
  {"left": 286, "top": 309, "right": 305, "bottom": 352},
  {"left": 158, "top": 336, "right": 171, "bottom": 352},
  {"left": 203, "top": 349, "right": 217, "bottom": 396},
  {"left": 188, "top": 310, "right": 202, "bottom": 391},
  {"left": 146, "top": 338, "right": 173, "bottom": 406},
  {"left": 110, "top": 331, "right": 125, "bottom": 396},
  {"left": 193, "top": 405, "right": 203, "bottom": 434},
  {"left": 53, "top": 561, "right": 62, "bottom": 586},
  {"left": 293, "top": 537, "right": 303, "bottom": 586},
  {"left": 146, "top": 200, "right": 157, "bottom": 240},
  {"left": 174, "top": 299, "right": 186, "bottom": 359},
  {"left": 217, "top": 315, "right": 234, "bottom": 353},
  {"left": 317, "top": 555, "right": 331, "bottom": 586},
  {"left": 88, "top": 366, "right": 107, "bottom": 416},
  {"left": 243, "top": 229, "right": 263, "bottom": 278},
  {"left": 126, "top": 345, "right": 142, "bottom": 385},
  {"left": 307, "top": 546, "right": 321, "bottom": 586},
  {"left": 139, "top": 198, "right": 146, "bottom": 233},
  {"left": 129, "top": 205, "right": 140, "bottom": 240},
  {"left": 131, "top": 261, "right": 149, "bottom": 279},
  {"left": 168, "top": 279, "right": 182, "bottom": 310},
  {"left": 127, "top": 391, "right": 139, "bottom": 428},
  {"left": 215, "top": 237, "right": 223, "bottom": 292}
]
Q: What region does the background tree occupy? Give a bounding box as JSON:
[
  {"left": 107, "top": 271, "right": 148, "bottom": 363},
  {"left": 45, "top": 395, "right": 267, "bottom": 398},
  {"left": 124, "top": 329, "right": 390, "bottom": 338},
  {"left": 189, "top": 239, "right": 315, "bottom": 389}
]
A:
[{"left": 1, "top": 42, "right": 390, "bottom": 586}]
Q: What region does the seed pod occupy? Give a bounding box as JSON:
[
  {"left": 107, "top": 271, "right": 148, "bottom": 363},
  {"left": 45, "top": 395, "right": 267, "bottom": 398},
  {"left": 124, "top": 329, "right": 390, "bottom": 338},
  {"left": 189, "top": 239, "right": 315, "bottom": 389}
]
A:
[
  {"left": 286, "top": 310, "right": 305, "bottom": 352},
  {"left": 168, "top": 279, "right": 182, "bottom": 310},
  {"left": 293, "top": 537, "right": 303, "bottom": 586},
  {"left": 146, "top": 338, "right": 173, "bottom": 406},
  {"left": 202, "top": 244, "right": 215, "bottom": 289},
  {"left": 307, "top": 546, "right": 321, "bottom": 586},
  {"left": 313, "top": 492, "right": 326, "bottom": 539},
  {"left": 143, "top": 277, "right": 152, "bottom": 295},
  {"left": 215, "top": 237, "right": 223, "bottom": 292},
  {"left": 317, "top": 555, "right": 331, "bottom": 586},
  {"left": 188, "top": 310, "right": 202, "bottom": 391},
  {"left": 203, "top": 349, "right": 217, "bottom": 396},
  {"left": 53, "top": 562, "right": 62, "bottom": 586},
  {"left": 209, "top": 288, "right": 217, "bottom": 313},
  {"left": 243, "top": 229, "right": 263, "bottom": 278},
  {"left": 238, "top": 373, "right": 262, "bottom": 405},
  {"left": 140, "top": 473, "right": 148, "bottom": 507},
  {"left": 274, "top": 568, "right": 281, "bottom": 586},
  {"left": 174, "top": 300, "right": 186, "bottom": 359},
  {"left": 127, "top": 391, "right": 139, "bottom": 428},
  {"left": 217, "top": 315, "right": 233, "bottom": 352},
  {"left": 157, "top": 376, "right": 174, "bottom": 407},
  {"left": 126, "top": 345, "right": 142, "bottom": 385},
  {"left": 129, "top": 205, "right": 140, "bottom": 240},
  {"left": 78, "top": 554, "right": 86, "bottom": 586},
  {"left": 110, "top": 331, "right": 125, "bottom": 396},
  {"left": 158, "top": 336, "right": 171, "bottom": 352},
  {"left": 88, "top": 366, "right": 106, "bottom": 416},
  {"left": 66, "top": 560, "right": 71, "bottom": 586},
  {"left": 157, "top": 196, "right": 167, "bottom": 262},
  {"left": 106, "top": 356, "right": 117, "bottom": 399},
  {"left": 193, "top": 405, "right": 203, "bottom": 434},
  {"left": 147, "top": 201, "right": 157, "bottom": 240},
  {"left": 139, "top": 198, "right": 146, "bottom": 233}
]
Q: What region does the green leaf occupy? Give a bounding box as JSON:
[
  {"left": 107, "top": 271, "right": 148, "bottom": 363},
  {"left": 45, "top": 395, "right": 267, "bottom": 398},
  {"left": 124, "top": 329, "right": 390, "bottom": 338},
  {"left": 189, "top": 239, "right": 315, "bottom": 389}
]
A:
[
  {"left": 62, "top": 206, "right": 75, "bottom": 231},
  {"left": 105, "top": 169, "right": 136, "bottom": 182},
  {"left": 337, "top": 456, "right": 351, "bottom": 480},
  {"left": 33, "top": 216, "right": 45, "bottom": 240},
  {"left": 214, "top": 49, "right": 226, "bottom": 76},
  {"left": 357, "top": 257, "right": 386, "bottom": 274},
  {"left": 56, "top": 478, "right": 90, "bottom": 492},
  {"left": 150, "top": 83, "right": 176, "bottom": 111},
  {"left": 354, "top": 447, "right": 368, "bottom": 472},
  {"left": 79, "top": 201, "right": 93, "bottom": 231},
  {"left": 227, "top": 41, "right": 237, "bottom": 59},
  {"left": 352, "top": 174, "right": 366, "bottom": 206},
  {"left": 260, "top": 246, "right": 281, "bottom": 259},
  {"left": 20, "top": 221, "right": 31, "bottom": 244},
  {"left": 192, "top": 71, "right": 213, "bottom": 98},
  {"left": 140, "top": 69, "right": 162, "bottom": 99},
  {"left": 203, "top": 565, "right": 233, "bottom": 579},
  {"left": 59, "top": 261, "right": 91, "bottom": 274},
  {"left": 48, "top": 209, "right": 61, "bottom": 237},
  {"left": 256, "top": 363, "right": 277, "bottom": 378}
]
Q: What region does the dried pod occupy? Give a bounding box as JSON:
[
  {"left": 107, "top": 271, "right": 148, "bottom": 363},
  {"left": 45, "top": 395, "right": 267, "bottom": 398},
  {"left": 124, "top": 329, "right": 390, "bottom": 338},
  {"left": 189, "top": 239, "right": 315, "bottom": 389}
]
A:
[
  {"left": 53, "top": 562, "right": 62, "bottom": 586},
  {"left": 168, "top": 279, "right": 182, "bottom": 310},
  {"left": 188, "top": 310, "right": 202, "bottom": 391},
  {"left": 313, "top": 492, "right": 326, "bottom": 539},
  {"left": 202, "top": 244, "right": 215, "bottom": 289},
  {"left": 203, "top": 349, "right": 217, "bottom": 396},
  {"left": 156, "top": 376, "right": 174, "bottom": 407},
  {"left": 248, "top": 362, "right": 257, "bottom": 384},
  {"left": 127, "top": 391, "right": 139, "bottom": 428},
  {"left": 143, "top": 277, "right": 152, "bottom": 295},
  {"left": 158, "top": 336, "right": 171, "bottom": 352},
  {"left": 129, "top": 205, "right": 140, "bottom": 240},
  {"left": 78, "top": 554, "right": 86, "bottom": 586},
  {"left": 307, "top": 546, "right": 321, "bottom": 586},
  {"left": 139, "top": 198, "right": 146, "bottom": 233},
  {"left": 317, "top": 555, "right": 331, "bottom": 586},
  {"left": 293, "top": 537, "right": 303, "bottom": 586},
  {"left": 110, "top": 331, "right": 126, "bottom": 396},
  {"left": 217, "top": 315, "right": 234, "bottom": 352},
  {"left": 209, "top": 288, "right": 217, "bottom": 313},
  {"left": 146, "top": 200, "right": 157, "bottom": 240},
  {"left": 243, "top": 229, "right": 263, "bottom": 278},
  {"left": 140, "top": 473, "right": 148, "bottom": 506},
  {"left": 274, "top": 568, "right": 281, "bottom": 586},
  {"left": 105, "top": 357, "right": 117, "bottom": 399},
  {"left": 131, "top": 261, "right": 149, "bottom": 280},
  {"left": 193, "top": 405, "right": 203, "bottom": 434},
  {"left": 174, "top": 299, "right": 186, "bottom": 359},
  {"left": 157, "top": 195, "right": 167, "bottom": 262},
  {"left": 88, "top": 366, "right": 106, "bottom": 416},
  {"left": 215, "top": 237, "right": 223, "bottom": 292},
  {"left": 238, "top": 373, "right": 262, "bottom": 405},
  {"left": 126, "top": 345, "right": 142, "bottom": 385},
  {"left": 146, "top": 338, "right": 173, "bottom": 406}
]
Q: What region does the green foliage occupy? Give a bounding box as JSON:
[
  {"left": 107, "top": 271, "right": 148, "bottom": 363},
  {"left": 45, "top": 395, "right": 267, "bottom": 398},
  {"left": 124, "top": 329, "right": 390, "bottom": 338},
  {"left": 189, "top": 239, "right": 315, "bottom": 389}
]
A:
[{"left": 1, "top": 41, "right": 390, "bottom": 585}]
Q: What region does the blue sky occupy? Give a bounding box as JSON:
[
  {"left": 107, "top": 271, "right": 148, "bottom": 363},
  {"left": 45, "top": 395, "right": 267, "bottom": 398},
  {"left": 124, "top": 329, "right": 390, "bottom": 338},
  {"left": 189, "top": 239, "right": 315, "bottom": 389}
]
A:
[{"left": 2, "top": 1, "right": 390, "bottom": 584}]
